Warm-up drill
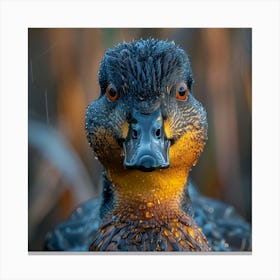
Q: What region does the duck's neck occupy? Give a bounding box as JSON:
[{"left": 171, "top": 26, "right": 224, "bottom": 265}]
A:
[
  {"left": 91, "top": 167, "right": 210, "bottom": 251},
  {"left": 107, "top": 167, "right": 189, "bottom": 221}
]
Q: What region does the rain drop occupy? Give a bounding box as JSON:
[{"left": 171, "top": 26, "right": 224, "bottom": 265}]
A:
[
  {"left": 145, "top": 211, "right": 152, "bottom": 219},
  {"left": 146, "top": 202, "right": 154, "bottom": 208}
]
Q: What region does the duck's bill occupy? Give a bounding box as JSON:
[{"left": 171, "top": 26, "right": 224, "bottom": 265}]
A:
[
  {"left": 123, "top": 140, "right": 170, "bottom": 172},
  {"left": 122, "top": 109, "right": 170, "bottom": 172}
]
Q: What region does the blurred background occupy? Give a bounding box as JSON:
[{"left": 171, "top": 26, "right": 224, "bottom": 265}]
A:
[{"left": 28, "top": 28, "right": 252, "bottom": 250}]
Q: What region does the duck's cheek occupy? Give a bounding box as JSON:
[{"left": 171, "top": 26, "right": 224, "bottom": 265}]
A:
[
  {"left": 168, "top": 130, "right": 205, "bottom": 170},
  {"left": 90, "top": 127, "right": 124, "bottom": 167}
]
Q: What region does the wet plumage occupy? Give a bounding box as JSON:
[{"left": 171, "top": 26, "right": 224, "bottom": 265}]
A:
[{"left": 45, "top": 39, "right": 251, "bottom": 252}]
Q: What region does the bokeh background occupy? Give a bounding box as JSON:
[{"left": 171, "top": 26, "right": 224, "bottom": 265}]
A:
[{"left": 28, "top": 28, "right": 252, "bottom": 250}]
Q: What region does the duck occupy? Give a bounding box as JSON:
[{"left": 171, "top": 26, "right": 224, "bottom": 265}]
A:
[{"left": 44, "top": 38, "right": 251, "bottom": 252}]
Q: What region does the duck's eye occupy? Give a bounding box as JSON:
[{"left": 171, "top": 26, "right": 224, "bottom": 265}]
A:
[
  {"left": 106, "top": 83, "right": 119, "bottom": 101},
  {"left": 176, "top": 82, "right": 188, "bottom": 101}
]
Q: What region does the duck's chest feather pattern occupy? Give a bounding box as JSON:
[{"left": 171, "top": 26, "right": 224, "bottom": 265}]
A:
[{"left": 91, "top": 205, "right": 209, "bottom": 251}]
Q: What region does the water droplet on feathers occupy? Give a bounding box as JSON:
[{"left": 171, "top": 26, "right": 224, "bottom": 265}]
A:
[
  {"left": 145, "top": 211, "right": 152, "bottom": 219},
  {"left": 146, "top": 202, "right": 154, "bottom": 208}
]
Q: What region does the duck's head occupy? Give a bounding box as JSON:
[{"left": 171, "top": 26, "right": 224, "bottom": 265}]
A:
[{"left": 86, "top": 39, "right": 207, "bottom": 204}]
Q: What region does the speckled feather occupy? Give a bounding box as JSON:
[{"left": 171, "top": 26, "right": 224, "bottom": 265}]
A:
[{"left": 90, "top": 207, "right": 209, "bottom": 252}]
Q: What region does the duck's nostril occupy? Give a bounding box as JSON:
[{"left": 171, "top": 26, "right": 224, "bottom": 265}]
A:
[
  {"left": 132, "top": 129, "right": 138, "bottom": 139},
  {"left": 155, "top": 128, "right": 161, "bottom": 138}
]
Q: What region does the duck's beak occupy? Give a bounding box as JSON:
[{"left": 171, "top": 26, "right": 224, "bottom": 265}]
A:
[{"left": 123, "top": 109, "right": 170, "bottom": 172}]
